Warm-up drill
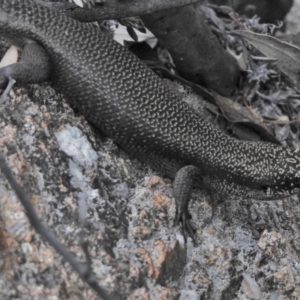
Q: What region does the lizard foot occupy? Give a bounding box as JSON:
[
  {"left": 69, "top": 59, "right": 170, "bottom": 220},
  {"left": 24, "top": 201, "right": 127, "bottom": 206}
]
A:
[
  {"left": 174, "top": 206, "right": 196, "bottom": 242},
  {"left": 173, "top": 165, "right": 202, "bottom": 243}
]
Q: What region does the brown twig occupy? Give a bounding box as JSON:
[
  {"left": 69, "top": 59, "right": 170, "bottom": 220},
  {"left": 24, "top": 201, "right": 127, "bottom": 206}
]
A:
[
  {"left": 0, "top": 153, "right": 112, "bottom": 300},
  {"left": 61, "top": 0, "right": 205, "bottom": 21}
]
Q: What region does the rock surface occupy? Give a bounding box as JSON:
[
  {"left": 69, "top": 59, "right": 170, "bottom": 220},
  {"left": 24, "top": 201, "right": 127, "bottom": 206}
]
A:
[{"left": 1, "top": 2, "right": 300, "bottom": 300}]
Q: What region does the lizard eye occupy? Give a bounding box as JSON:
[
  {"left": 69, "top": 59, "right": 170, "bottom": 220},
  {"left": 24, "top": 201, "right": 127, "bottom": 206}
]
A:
[{"left": 262, "top": 186, "right": 272, "bottom": 196}]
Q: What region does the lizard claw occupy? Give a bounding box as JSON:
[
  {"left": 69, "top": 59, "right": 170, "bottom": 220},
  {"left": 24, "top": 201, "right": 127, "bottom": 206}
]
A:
[
  {"left": 174, "top": 207, "right": 196, "bottom": 243},
  {"left": 0, "top": 76, "right": 16, "bottom": 104}
]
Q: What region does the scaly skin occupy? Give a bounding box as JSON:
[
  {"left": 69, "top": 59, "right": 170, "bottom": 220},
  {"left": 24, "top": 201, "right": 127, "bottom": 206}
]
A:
[{"left": 0, "top": 0, "right": 300, "bottom": 202}]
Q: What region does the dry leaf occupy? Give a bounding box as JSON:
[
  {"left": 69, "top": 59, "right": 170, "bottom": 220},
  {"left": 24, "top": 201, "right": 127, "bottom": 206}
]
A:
[
  {"left": 212, "top": 92, "right": 279, "bottom": 143},
  {"left": 113, "top": 24, "right": 156, "bottom": 48},
  {"left": 0, "top": 45, "right": 18, "bottom": 68},
  {"left": 213, "top": 92, "right": 261, "bottom": 124},
  {"left": 72, "top": 0, "right": 84, "bottom": 7},
  {"left": 236, "top": 30, "right": 300, "bottom": 86}
]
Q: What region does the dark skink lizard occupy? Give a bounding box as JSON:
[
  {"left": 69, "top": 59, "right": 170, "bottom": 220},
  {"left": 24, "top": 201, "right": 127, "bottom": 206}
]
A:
[{"left": 0, "top": 0, "right": 300, "bottom": 238}]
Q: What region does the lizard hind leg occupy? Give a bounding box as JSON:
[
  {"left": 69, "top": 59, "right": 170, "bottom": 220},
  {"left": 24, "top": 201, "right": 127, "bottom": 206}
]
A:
[
  {"left": 173, "top": 165, "right": 203, "bottom": 242},
  {"left": 0, "top": 41, "right": 52, "bottom": 103}
]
